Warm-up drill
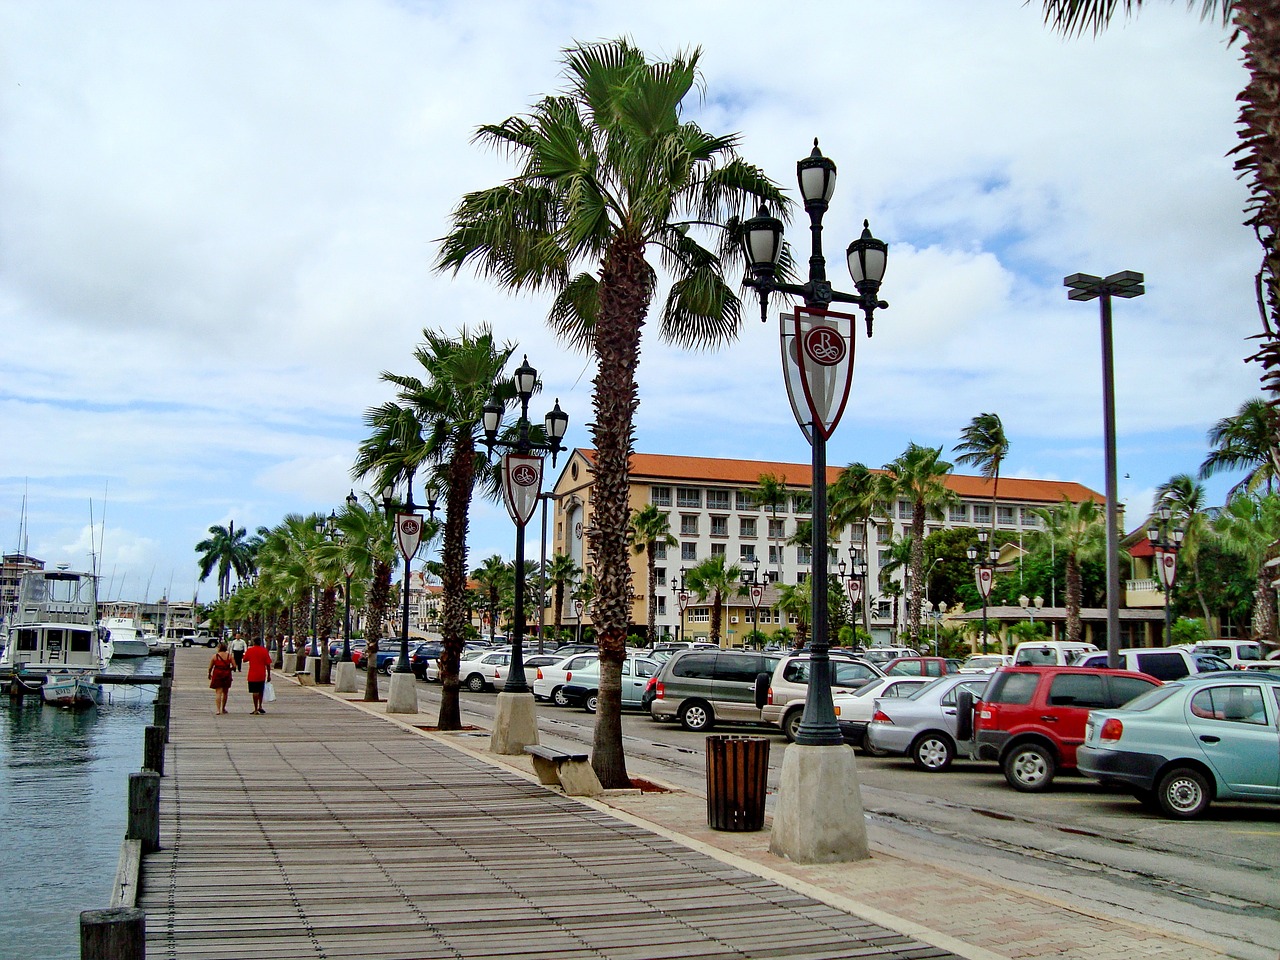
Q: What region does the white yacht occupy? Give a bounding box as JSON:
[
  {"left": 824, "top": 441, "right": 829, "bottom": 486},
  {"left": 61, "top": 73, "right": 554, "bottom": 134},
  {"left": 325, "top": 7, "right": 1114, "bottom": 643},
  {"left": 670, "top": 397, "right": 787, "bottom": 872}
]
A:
[
  {"left": 99, "top": 616, "right": 152, "bottom": 659},
  {"left": 0, "top": 568, "right": 105, "bottom": 706}
]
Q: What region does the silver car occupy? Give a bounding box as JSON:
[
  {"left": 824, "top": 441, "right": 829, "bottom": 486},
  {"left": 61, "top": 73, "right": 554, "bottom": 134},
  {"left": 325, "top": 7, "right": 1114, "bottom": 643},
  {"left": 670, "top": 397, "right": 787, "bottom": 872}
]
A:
[{"left": 864, "top": 674, "right": 991, "bottom": 771}]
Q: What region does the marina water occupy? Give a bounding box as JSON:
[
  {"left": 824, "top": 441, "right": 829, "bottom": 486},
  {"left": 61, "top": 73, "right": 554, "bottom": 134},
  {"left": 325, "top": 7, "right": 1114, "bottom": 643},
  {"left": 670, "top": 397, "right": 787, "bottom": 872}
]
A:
[{"left": 1, "top": 658, "right": 162, "bottom": 959}]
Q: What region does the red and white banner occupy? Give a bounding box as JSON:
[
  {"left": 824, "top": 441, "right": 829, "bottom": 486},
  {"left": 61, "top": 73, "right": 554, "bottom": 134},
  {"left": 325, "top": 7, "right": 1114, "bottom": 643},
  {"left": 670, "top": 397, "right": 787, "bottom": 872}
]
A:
[
  {"left": 396, "top": 513, "right": 424, "bottom": 560},
  {"left": 501, "top": 453, "right": 543, "bottom": 527},
  {"left": 793, "top": 306, "right": 858, "bottom": 441},
  {"left": 1157, "top": 549, "right": 1178, "bottom": 591},
  {"left": 678, "top": 590, "right": 690, "bottom": 613},
  {"left": 847, "top": 578, "right": 863, "bottom": 606},
  {"left": 975, "top": 566, "right": 994, "bottom": 600},
  {"left": 749, "top": 584, "right": 764, "bottom": 608}
]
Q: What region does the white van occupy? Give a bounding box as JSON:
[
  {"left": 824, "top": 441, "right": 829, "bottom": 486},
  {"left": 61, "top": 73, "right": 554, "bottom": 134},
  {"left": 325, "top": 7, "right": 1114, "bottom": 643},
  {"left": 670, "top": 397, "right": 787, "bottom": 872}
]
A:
[
  {"left": 1011, "top": 640, "right": 1098, "bottom": 666},
  {"left": 1076, "top": 646, "right": 1234, "bottom": 681},
  {"left": 1189, "top": 640, "right": 1263, "bottom": 668}
]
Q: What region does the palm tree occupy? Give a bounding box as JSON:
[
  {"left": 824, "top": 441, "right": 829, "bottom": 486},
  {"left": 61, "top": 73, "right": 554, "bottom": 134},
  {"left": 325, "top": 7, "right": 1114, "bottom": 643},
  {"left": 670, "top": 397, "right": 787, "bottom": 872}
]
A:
[
  {"left": 953, "top": 412, "right": 1008, "bottom": 534},
  {"left": 336, "top": 497, "right": 398, "bottom": 702},
  {"left": 1212, "top": 492, "right": 1280, "bottom": 643},
  {"left": 775, "top": 581, "right": 811, "bottom": 648},
  {"left": 1199, "top": 396, "right": 1280, "bottom": 496},
  {"left": 472, "top": 554, "right": 511, "bottom": 644},
  {"left": 545, "top": 553, "right": 581, "bottom": 642},
  {"left": 828, "top": 462, "right": 886, "bottom": 636},
  {"left": 684, "top": 555, "right": 743, "bottom": 646},
  {"left": 1155, "top": 473, "right": 1214, "bottom": 623},
  {"left": 1032, "top": 497, "right": 1106, "bottom": 644},
  {"left": 749, "top": 473, "right": 791, "bottom": 583},
  {"left": 880, "top": 443, "right": 958, "bottom": 643},
  {"left": 629, "top": 505, "right": 676, "bottom": 644},
  {"left": 438, "top": 39, "right": 786, "bottom": 787},
  {"left": 1043, "top": 4, "right": 1280, "bottom": 451},
  {"left": 195, "top": 521, "right": 255, "bottom": 601}
]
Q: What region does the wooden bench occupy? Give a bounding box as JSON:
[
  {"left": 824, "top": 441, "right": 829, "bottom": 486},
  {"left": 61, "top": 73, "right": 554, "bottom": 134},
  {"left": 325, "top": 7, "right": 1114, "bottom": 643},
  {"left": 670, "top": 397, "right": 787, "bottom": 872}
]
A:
[{"left": 524, "top": 744, "right": 603, "bottom": 797}]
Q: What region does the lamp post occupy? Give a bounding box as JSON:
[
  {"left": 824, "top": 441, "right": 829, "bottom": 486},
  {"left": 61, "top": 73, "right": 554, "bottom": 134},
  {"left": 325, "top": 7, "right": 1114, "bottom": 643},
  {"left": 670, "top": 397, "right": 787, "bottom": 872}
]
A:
[
  {"left": 573, "top": 598, "right": 584, "bottom": 644},
  {"left": 740, "top": 557, "right": 764, "bottom": 649},
  {"left": 967, "top": 531, "right": 1001, "bottom": 653},
  {"left": 1066, "top": 270, "right": 1145, "bottom": 668},
  {"left": 923, "top": 558, "right": 944, "bottom": 654},
  {"left": 672, "top": 570, "right": 689, "bottom": 644},
  {"left": 482, "top": 355, "right": 568, "bottom": 754},
  {"left": 741, "top": 140, "right": 888, "bottom": 863},
  {"left": 339, "top": 490, "right": 358, "bottom": 663},
  {"left": 1018, "top": 593, "right": 1045, "bottom": 634},
  {"left": 1147, "top": 503, "right": 1184, "bottom": 645},
  {"left": 840, "top": 547, "right": 869, "bottom": 641}
]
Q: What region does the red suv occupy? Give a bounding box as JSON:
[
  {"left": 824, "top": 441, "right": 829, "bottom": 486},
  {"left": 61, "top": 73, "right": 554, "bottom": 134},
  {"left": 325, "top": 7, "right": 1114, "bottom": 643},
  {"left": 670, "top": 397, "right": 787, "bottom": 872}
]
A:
[{"left": 971, "top": 666, "right": 1161, "bottom": 791}]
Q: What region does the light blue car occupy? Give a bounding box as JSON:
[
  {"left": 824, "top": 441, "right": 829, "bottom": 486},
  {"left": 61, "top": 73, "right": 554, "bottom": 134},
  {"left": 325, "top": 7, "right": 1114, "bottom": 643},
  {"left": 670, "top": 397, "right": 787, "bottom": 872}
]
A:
[{"left": 1077, "top": 673, "right": 1280, "bottom": 819}]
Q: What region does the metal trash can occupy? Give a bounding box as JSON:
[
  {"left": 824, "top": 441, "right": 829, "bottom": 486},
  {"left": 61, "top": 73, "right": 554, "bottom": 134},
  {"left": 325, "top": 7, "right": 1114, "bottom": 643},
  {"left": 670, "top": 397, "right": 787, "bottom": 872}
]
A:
[{"left": 705, "top": 735, "right": 769, "bottom": 831}]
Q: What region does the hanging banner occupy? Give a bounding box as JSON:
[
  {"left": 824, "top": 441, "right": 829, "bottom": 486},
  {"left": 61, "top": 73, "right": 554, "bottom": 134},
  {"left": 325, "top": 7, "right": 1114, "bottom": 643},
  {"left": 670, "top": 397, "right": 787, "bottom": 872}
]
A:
[
  {"left": 847, "top": 578, "right": 863, "bottom": 606},
  {"left": 793, "top": 306, "right": 858, "bottom": 441},
  {"left": 1157, "top": 549, "right": 1178, "bottom": 591},
  {"left": 975, "top": 565, "right": 994, "bottom": 600},
  {"left": 501, "top": 453, "right": 543, "bottom": 527},
  {"left": 779, "top": 313, "right": 813, "bottom": 444},
  {"left": 749, "top": 584, "right": 764, "bottom": 609},
  {"left": 396, "top": 513, "right": 424, "bottom": 560},
  {"left": 678, "top": 590, "right": 690, "bottom": 613}
]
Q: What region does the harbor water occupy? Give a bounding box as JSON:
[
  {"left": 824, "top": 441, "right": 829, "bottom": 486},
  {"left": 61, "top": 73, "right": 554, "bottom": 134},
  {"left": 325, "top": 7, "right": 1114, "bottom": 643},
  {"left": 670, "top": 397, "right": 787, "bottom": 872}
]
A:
[{"left": 1, "top": 658, "right": 162, "bottom": 960}]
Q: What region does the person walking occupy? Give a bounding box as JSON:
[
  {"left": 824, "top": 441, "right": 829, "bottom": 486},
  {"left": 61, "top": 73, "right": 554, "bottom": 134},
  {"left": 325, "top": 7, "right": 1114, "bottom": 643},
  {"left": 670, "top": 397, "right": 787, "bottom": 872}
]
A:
[
  {"left": 208, "top": 641, "right": 235, "bottom": 715},
  {"left": 231, "top": 634, "right": 247, "bottom": 670},
  {"left": 242, "top": 637, "right": 273, "bottom": 715}
]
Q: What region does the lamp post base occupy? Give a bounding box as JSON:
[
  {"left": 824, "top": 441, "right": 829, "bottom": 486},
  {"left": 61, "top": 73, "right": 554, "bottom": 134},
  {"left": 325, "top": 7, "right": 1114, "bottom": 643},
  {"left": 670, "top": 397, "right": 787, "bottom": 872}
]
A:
[
  {"left": 333, "top": 662, "right": 359, "bottom": 694},
  {"left": 385, "top": 672, "right": 419, "bottom": 714},
  {"left": 769, "top": 743, "right": 869, "bottom": 863},
  {"left": 490, "top": 691, "right": 539, "bottom": 755}
]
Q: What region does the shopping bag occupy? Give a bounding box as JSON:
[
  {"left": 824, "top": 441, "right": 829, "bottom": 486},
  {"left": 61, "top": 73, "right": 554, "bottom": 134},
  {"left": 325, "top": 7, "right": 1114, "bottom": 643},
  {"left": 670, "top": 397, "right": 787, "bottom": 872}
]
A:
[{"left": 263, "top": 681, "right": 277, "bottom": 703}]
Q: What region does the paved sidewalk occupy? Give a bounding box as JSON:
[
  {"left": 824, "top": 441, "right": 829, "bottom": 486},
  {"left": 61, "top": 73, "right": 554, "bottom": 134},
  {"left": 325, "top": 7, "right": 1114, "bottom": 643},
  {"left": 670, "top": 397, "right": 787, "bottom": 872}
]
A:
[{"left": 147, "top": 651, "right": 1242, "bottom": 960}]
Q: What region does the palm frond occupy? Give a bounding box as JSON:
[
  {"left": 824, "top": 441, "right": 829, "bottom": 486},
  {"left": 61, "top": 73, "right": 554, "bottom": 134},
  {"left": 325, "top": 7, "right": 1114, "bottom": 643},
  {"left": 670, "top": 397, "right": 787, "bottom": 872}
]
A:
[{"left": 547, "top": 273, "right": 600, "bottom": 353}]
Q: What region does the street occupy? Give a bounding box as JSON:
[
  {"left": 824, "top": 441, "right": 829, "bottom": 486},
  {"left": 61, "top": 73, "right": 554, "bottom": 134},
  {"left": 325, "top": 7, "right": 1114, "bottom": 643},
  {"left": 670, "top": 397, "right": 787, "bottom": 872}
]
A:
[{"left": 398, "top": 674, "right": 1280, "bottom": 960}]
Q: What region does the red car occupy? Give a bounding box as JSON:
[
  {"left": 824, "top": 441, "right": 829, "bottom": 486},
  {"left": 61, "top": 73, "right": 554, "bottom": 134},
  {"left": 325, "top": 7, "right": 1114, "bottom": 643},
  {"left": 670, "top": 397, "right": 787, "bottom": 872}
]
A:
[{"left": 883, "top": 656, "right": 960, "bottom": 677}]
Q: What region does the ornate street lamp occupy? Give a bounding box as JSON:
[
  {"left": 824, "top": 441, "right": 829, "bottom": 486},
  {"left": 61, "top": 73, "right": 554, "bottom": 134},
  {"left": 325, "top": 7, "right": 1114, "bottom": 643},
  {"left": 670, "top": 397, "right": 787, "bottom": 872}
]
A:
[
  {"left": 1147, "top": 503, "right": 1184, "bottom": 644},
  {"left": 740, "top": 557, "right": 764, "bottom": 648},
  {"left": 483, "top": 355, "right": 568, "bottom": 754},
  {"left": 1065, "top": 270, "right": 1145, "bottom": 667},
  {"left": 381, "top": 480, "right": 436, "bottom": 677},
  {"left": 338, "top": 490, "right": 358, "bottom": 663},
  {"left": 967, "top": 531, "right": 1001, "bottom": 653}
]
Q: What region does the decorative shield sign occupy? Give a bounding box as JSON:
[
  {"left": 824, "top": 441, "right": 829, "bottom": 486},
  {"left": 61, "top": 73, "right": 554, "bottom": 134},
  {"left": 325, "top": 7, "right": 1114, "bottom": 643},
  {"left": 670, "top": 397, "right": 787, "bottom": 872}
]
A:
[
  {"left": 749, "top": 584, "right": 764, "bottom": 609},
  {"left": 678, "top": 590, "right": 690, "bottom": 613},
  {"left": 573, "top": 599, "right": 584, "bottom": 619},
  {"left": 847, "top": 578, "right": 862, "bottom": 606},
  {"left": 501, "top": 453, "right": 543, "bottom": 527},
  {"left": 792, "top": 306, "right": 857, "bottom": 442},
  {"left": 396, "top": 513, "right": 424, "bottom": 560},
  {"left": 974, "top": 566, "right": 994, "bottom": 600},
  {"left": 1157, "top": 549, "right": 1178, "bottom": 591},
  {"left": 779, "top": 313, "right": 813, "bottom": 444}
]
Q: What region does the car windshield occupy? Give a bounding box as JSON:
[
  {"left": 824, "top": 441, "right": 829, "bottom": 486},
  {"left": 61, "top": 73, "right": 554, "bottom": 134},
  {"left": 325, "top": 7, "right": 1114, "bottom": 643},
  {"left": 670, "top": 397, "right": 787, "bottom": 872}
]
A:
[
  {"left": 1116, "top": 683, "right": 1184, "bottom": 711},
  {"left": 851, "top": 678, "right": 887, "bottom": 698},
  {"left": 1196, "top": 655, "right": 1234, "bottom": 672},
  {"left": 903, "top": 676, "right": 951, "bottom": 700}
]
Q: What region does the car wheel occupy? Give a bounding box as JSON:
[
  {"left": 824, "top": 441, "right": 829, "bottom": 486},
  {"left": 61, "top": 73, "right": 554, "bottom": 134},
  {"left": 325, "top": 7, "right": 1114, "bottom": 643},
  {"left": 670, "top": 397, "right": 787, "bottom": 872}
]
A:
[
  {"left": 552, "top": 686, "right": 570, "bottom": 707},
  {"left": 1156, "top": 766, "right": 1212, "bottom": 819},
  {"left": 465, "top": 673, "right": 486, "bottom": 693},
  {"left": 584, "top": 692, "right": 599, "bottom": 714},
  {"left": 679, "top": 701, "right": 714, "bottom": 732},
  {"left": 1003, "top": 742, "right": 1056, "bottom": 792},
  {"left": 910, "top": 732, "right": 954, "bottom": 771},
  {"left": 380, "top": 662, "right": 394, "bottom": 676},
  {"left": 783, "top": 709, "right": 804, "bottom": 743}
]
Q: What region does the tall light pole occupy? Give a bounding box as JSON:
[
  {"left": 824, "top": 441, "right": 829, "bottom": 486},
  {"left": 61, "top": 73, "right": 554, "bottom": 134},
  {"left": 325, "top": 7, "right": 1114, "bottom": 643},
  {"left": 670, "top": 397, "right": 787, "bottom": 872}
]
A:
[
  {"left": 671, "top": 570, "right": 688, "bottom": 643},
  {"left": 1066, "top": 270, "right": 1145, "bottom": 668},
  {"left": 967, "top": 531, "right": 1000, "bottom": 654},
  {"left": 741, "top": 140, "right": 888, "bottom": 863},
  {"left": 482, "top": 355, "right": 568, "bottom": 754},
  {"left": 740, "top": 557, "right": 763, "bottom": 649},
  {"left": 1147, "top": 503, "right": 1183, "bottom": 645},
  {"left": 381, "top": 479, "right": 437, "bottom": 714},
  {"left": 339, "top": 489, "right": 358, "bottom": 663}
]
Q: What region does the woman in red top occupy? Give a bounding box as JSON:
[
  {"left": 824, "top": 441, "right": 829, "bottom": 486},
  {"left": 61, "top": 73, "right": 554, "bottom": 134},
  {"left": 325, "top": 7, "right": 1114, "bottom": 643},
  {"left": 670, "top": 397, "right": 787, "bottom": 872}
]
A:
[
  {"left": 242, "top": 638, "right": 274, "bottom": 715},
  {"left": 208, "top": 641, "right": 235, "bottom": 715}
]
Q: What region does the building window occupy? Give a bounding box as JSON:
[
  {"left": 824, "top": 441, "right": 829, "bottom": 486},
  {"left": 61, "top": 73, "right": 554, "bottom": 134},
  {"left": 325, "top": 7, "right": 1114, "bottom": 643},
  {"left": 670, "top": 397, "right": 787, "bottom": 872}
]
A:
[
  {"left": 973, "top": 504, "right": 991, "bottom": 525},
  {"left": 657, "top": 596, "right": 667, "bottom": 615},
  {"left": 898, "top": 500, "right": 913, "bottom": 520},
  {"left": 681, "top": 542, "right": 698, "bottom": 561},
  {"left": 793, "top": 493, "right": 812, "bottom": 515},
  {"left": 878, "top": 549, "right": 890, "bottom": 570},
  {"left": 706, "top": 489, "right": 730, "bottom": 511},
  {"left": 876, "top": 525, "right": 891, "bottom": 543},
  {"left": 997, "top": 506, "right": 1015, "bottom": 525},
  {"left": 655, "top": 566, "right": 666, "bottom": 583},
  {"left": 1020, "top": 508, "right": 1039, "bottom": 527},
  {"left": 654, "top": 542, "right": 667, "bottom": 560},
  {"left": 710, "top": 516, "right": 728, "bottom": 537},
  {"left": 680, "top": 515, "right": 699, "bottom": 536},
  {"left": 736, "top": 491, "right": 757, "bottom": 511},
  {"left": 949, "top": 504, "right": 968, "bottom": 522},
  {"left": 797, "top": 545, "right": 812, "bottom": 565},
  {"left": 651, "top": 486, "right": 672, "bottom": 507},
  {"left": 769, "top": 545, "right": 782, "bottom": 565},
  {"left": 677, "top": 487, "right": 701, "bottom": 508},
  {"left": 768, "top": 518, "right": 786, "bottom": 539},
  {"left": 740, "top": 517, "right": 757, "bottom": 538},
  {"left": 739, "top": 545, "right": 757, "bottom": 562},
  {"left": 711, "top": 543, "right": 726, "bottom": 557}
]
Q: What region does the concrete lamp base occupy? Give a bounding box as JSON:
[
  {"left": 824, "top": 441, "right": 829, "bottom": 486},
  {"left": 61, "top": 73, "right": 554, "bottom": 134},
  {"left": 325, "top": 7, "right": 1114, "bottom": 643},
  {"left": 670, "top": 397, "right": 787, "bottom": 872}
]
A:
[
  {"left": 333, "top": 662, "right": 359, "bottom": 694},
  {"left": 490, "top": 691, "right": 539, "bottom": 755},
  {"left": 769, "top": 742, "right": 870, "bottom": 864},
  {"left": 385, "top": 672, "right": 419, "bottom": 714}
]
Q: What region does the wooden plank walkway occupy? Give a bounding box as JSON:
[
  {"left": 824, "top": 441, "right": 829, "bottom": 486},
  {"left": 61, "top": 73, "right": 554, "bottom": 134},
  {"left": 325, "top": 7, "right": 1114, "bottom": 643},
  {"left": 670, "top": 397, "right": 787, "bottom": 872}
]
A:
[{"left": 140, "top": 650, "right": 960, "bottom": 960}]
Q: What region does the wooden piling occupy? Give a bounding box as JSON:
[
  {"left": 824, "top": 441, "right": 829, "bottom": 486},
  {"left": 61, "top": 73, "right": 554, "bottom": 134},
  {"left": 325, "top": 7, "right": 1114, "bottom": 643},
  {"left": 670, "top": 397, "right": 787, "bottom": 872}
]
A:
[
  {"left": 126, "top": 771, "right": 160, "bottom": 853},
  {"left": 142, "top": 725, "right": 165, "bottom": 776},
  {"left": 80, "top": 907, "right": 145, "bottom": 960}
]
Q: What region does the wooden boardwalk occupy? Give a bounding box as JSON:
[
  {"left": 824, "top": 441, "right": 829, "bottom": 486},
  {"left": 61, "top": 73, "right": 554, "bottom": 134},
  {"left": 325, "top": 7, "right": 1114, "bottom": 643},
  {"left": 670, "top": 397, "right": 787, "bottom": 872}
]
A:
[{"left": 140, "top": 651, "right": 959, "bottom": 960}]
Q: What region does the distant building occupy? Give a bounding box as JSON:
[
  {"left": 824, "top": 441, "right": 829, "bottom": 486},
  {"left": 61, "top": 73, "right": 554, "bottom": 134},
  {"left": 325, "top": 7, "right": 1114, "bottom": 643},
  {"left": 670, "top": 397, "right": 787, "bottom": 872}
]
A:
[
  {"left": 1, "top": 553, "right": 44, "bottom": 615},
  {"left": 548, "top": 449, "right": 1110, "bottom": 646}
]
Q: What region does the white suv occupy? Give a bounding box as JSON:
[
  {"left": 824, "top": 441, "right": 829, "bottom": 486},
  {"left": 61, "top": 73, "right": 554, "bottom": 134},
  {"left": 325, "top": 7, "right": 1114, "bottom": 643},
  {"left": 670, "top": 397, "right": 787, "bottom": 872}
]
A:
[
  {"left": 760, "top": 654, "right": 884, "bottom": 739},
  {"left": 1076, "top": 647, "right": 1233, "bottom": 681}
]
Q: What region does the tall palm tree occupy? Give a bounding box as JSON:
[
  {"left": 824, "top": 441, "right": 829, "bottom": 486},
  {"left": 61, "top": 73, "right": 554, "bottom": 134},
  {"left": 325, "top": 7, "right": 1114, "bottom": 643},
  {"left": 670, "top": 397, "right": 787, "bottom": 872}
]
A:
[
  {"left": 1044, "top": 3, "right": 1280, "bottom": 452},
  {"left": 629, "top": 505, "right": 676, "bottom": 644},
  {"left": 1032, "top": 497, "right": 1106, "bottom": 644},
  {"left": 1212, "top": 492, "right": 1280, "bottom": 643},
  {"left": 545, "top": 553, "right": 581, "bottom": 641},
  {"left": 828, "top": 462, "right": 886, "bottom": 636},
  {"left": 437, "top": 39, "right": 786, "bottom": 787},
  {"left": 336, "top": 498, "right": 398, "bottom": 702},
  {"left": 880, "top": 443, "right": 958, "bottom": 643},
  {"left": 775, "top": 581, "right": 811, "bottom": 648},
  {"left": 195, "top": 521, "right": 255, "bottom": 601},
  {"left": 1155, "top": 473, "right": 1214, "bottom": 622},
  {"left": 472, "top": 554, "right": 511, "bottom": 644},
  {"left": 953, "top": 412, "right": 1008, "bottom": 534},
  {"left": 1199, "top": 396, "right": 1280, "bottom": 496},
  {"left": 749, "top": 472, "right": 791, "bottom": 583},
  {"left": 684, "top": 554, "right": 743, "bottom": 646}
]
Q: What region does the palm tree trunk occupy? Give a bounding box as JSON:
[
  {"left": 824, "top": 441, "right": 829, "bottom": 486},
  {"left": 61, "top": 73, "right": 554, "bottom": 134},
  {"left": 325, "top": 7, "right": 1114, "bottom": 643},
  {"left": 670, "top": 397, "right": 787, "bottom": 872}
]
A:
[
  {"left": 318, "top": 586, "right": 336, "bottom": 684},
  {"left": 589, "top": 238, "right": 649, "bottom": 789},
  {"left": 1065, "top": 555, "right": 1083, "bottom": 644},
  {"left": 646, "top": 548, "right": 657, "bottom": 643},
  {"left": 363, "top": 560, "right": 391, "bottom": 702},
  {"left": 908, "top": 508, "right": 925, "bottom": 642},
  {"left": 437, "top": 438, "right": 476, "bottom": 730},
  {"left": 710, "top": 592, "right": 723, "bottom": 646}
]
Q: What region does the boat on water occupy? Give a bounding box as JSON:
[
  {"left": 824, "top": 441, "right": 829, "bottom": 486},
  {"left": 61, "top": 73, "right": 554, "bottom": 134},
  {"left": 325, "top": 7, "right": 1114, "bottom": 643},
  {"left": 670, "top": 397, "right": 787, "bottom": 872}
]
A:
[
  {"left": 99, "top": 616, "right": 152, "bottom": 659},
  {"left": 0, "top": 568, "right": 105, "bottom": 707}
]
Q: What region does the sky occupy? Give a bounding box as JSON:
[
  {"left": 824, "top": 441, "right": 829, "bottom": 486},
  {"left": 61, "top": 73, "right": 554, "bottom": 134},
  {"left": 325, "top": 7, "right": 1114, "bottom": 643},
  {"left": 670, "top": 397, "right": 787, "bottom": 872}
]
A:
[{"left": 0, "top": 1, "right": 1264, "bottom": 604}]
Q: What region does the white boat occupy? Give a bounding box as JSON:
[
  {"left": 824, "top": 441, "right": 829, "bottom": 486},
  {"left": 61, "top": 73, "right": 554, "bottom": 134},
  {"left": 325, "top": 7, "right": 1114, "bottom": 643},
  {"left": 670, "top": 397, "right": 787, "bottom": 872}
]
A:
[
  {"left": 0, "top": 568, "right": 105, "bottom": 707},
  {"left": 99, "top": 616, "right": 152, "bottom": 659}
]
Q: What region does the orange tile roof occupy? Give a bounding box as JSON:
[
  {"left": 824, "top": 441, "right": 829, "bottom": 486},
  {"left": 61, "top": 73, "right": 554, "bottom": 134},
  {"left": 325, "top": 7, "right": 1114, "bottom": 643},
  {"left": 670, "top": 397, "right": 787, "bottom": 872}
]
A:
[{"left": 574, "top": 449, "right": 1102, "bottom": 505}]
